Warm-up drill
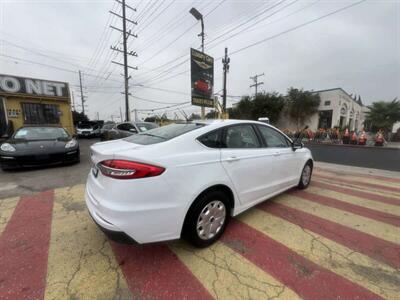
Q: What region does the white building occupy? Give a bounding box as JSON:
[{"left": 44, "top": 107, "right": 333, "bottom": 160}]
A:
[{"left": 277, "top": 88, "right": 366, "bottom": 132}]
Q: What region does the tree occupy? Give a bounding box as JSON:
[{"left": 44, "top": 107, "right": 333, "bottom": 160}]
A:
[
  {"left": 227, "top": 93, "right": 285, "bottom": 124},
  {"left": 285, "top": 87, "right": 320, "bottom": 129},
  {"left": 365, "top": 99, "right": 400, "bottom": 135},
  {"left": 72, "top": 110, "right": 89, "bottom": 125},
  {"left": 252, "top": 92, "right": 285, "bottom": 124}
]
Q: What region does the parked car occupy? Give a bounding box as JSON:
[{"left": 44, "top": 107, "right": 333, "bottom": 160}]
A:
[
  {"left": 86, "top": 119, "right": 313, "bottom": 247},
  {"left": 76, "top": 123, "right": 96, "bottom": 138},
  {"left": 101, "top": 122, "right": 159, "bottom": 141},
  {"left": 0, "top": 126, "right": 79, "bottom": 170}
]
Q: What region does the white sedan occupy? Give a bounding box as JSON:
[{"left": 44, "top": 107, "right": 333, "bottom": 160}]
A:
[{"left": 85, "top": 119, "right": 313, "bottom": 247}]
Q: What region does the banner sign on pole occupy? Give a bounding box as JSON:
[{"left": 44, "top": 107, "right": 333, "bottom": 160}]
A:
[{"left": 190, "top": 48, "right": 214, "bottom": 108}]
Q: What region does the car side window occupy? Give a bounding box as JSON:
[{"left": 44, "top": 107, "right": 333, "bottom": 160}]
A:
[
  {"left": 223, "top": 125, "right": 260, "bottom": 148},
  {"left": 257, "top": 125, "right": 290, "bottom": 148},
  {"left": 198, "top": 130, "right": 221, "bottom": 148}
]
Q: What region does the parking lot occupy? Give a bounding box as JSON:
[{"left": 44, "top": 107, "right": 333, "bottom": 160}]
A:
[{"left": 0, "top": 139, "right": 399, "bottom": 300}]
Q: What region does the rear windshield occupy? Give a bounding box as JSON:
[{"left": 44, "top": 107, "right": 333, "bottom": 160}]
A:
[{"left": 124, "top": 123, "right": 205, "bottom": 145}]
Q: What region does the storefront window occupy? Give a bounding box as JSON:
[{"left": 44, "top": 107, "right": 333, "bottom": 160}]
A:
[{"left": 22, "top": 103, "right": 60, "bottom": 125}]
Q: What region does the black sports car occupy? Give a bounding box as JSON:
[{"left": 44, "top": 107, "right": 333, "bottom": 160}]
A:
[{"left": 0, "top": 126, "right": 80, "bottom": 170}]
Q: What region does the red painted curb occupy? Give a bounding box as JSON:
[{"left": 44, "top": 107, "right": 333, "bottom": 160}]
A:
[
  {"left": 316, "top": 174, "right": 400, "bottom": 193},
  {"left": 0, "top": 190, "right": 54, "bottom": 300},
  {"left": 110, "top": 242, "right": 213, "bottom": 300},
  {"left": 223, "top": 219, "right": 383, "bottom": 300},
  {"left": 260, "top": 202, "right": 400, "bottom": 269},
  {"left": 312, "top": 180, "right": 400, "bottom": 206},
  {"left": 291, "top": 189, "right": 400, "bottom": 227}
]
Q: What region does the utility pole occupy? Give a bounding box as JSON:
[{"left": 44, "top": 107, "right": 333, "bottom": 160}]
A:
[
  {"left": 250, "top": 73, "right": 264, "bottom": 97},
  {"left": 110, "top": 0, "right": 138, "bottom": 122},
  {"left": 222, "top": 47, "right": 230, "bottom": 112},
  {"left": 78, "top": 70, "right": 86, "bottom": 115},
  {"left": 71, "top": 91, "right": 76, "bottom": 111}
]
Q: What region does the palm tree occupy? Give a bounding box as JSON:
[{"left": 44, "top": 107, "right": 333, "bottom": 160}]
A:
[{"left": 365, "top": 99, "right": 400, "bottom": 137}]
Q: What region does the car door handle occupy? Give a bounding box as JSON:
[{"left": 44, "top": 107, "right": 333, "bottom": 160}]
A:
[{"left": 226, "top": 156, "right": 240, "bottom": 162}]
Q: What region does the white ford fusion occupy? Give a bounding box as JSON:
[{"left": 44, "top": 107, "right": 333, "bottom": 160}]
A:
[{"left": 86, "top": 119, "right": 313, "bottom": 247}]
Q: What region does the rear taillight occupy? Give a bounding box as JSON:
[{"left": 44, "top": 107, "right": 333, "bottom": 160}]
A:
[{"left": 98, "top": 160, "right": 165, "bottom": 179}]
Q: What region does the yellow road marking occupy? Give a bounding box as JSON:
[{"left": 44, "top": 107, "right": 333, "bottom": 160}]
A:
[
  {"left": 170, "top": 241, "right": 301, "bottom": 300},
  {"left": 308, "top": 186, "right": 400, "bottom": 216},
  {"left": 45, "top": 185, "right": 130, "bottom": 300},
  {"left": 239, "top": 209, "right": 400, "bottom": 299},
  {"left": 0, "top": 196, "right": 19, "bottom": 236},
  {"left": 314, "top": 178, "right": 400, "bottom": 200},
  {"left": 277, "top": 194, "right": 400, "bottom": 244},
  {"left": 315, "top": 170, "right": 400, "bottom": 189}
]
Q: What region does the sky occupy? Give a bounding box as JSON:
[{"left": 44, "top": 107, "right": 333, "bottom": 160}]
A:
[{"left": 0, "top": 0, "right": 399, "bottom": 121}]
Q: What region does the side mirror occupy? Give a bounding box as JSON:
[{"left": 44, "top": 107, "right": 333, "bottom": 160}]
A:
[{"left": 292, "top": 140, "right": 303, "bottom": 150}]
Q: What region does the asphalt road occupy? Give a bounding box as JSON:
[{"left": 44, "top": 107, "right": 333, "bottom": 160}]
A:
[
  {"left": 306, "top": 143, "right": 400, "bottom": 172},
  {"left": 0, "top": 138, "right": 97, "bottom": 198}
]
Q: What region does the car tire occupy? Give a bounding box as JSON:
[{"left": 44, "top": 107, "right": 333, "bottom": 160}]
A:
[
  {"left": 298, "top": 161, "right": 313, "bottom": 189},
  {"left": 183, "top": 190, "right": 230, "bottom": 248}
]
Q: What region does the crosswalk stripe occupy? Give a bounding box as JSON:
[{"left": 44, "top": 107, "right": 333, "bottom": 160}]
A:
[
  {"left": 111, "top": 242, "right": 213, "bottom": 299},
  {"left": 0, "top": 191, "right": 54, "bottom": 300},
  {"left": 0, "top": 196, "right": 19, "bottom": 236},
  {"left": 315, "top": 174, "right": 400, "bottom": 194},
  {"left": 260, "top": 201, "right": 400, "bottom": 269},
  {"left": 239, "top": 208, "right": 400, "bottom": 299},
  {"left": 312, "top": 180, "right": 400, "bottom": 205},
  {"left": 315, "top": 170, "right": 400, "bottom": 188},
  {"left": 293, "top": 189, "right": 400, "bottom": 227},
  {"left": 222, "top": 219, "right": 383, "bottom": 300},
  {"left": 315, "top": 177, "right": 400, "bottom": 199},
  {"left": 278, "top": 194, "right": 400, "bottom": 244},
  {"left": 170, "top": 241, "right": 301, "bottom": 300},
  {"left": 45, "top": 185, "right": 131, "bottom": 300}
]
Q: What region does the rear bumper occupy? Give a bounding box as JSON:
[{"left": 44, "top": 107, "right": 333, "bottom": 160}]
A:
[
  {"left": 84, "top": 172, "right": 186, "bottom": 244},
  {"left": 0, "top": 149, "right": 80, "bottom": 169}
]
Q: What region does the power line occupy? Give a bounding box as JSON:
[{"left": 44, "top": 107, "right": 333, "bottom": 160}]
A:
[
  {"left": 138, "top": 0, "right": 368, "bottom": 87},
  {"left": 132, "top": 95, "right": 187, "bottom": 105},
  {"left": 136, "top": 0, "right": 227, "bottom": 67},
  {"left": 230, "top": 0, "right": 367, "bottom": 57}
]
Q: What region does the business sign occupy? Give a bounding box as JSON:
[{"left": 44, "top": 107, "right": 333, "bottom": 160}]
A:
[
  {"left": 0, "top": 74, "right": 69, "bottom": 98},
  {"left": 190, "top": 48, "right": 214, "bottom": 108}
]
